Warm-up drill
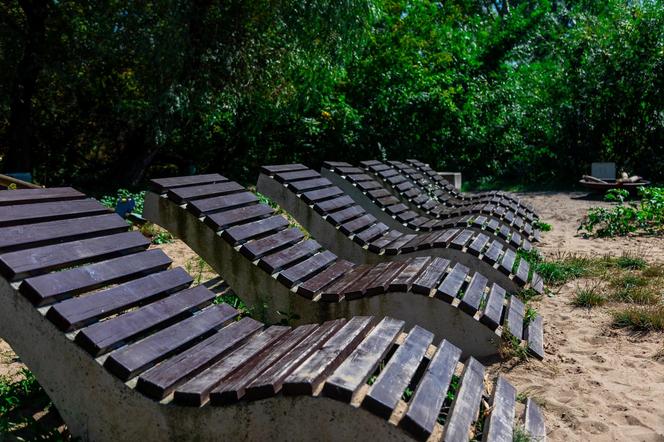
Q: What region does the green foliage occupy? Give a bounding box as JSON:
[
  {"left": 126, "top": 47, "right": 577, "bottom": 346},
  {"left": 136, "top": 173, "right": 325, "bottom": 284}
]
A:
[
  {"left": 613, "top": 305, "right": 664, "bottom": 331},
  {"left": 573, "top": 286, "right": 606, "bottom": 308},
  {"left": 139, "top": 222, "right": 173, "bottom": 245},
  {"left": 512, "top": 426, "right": 534, "bottom": 442},
  {"left": 534, "top": 221, "right": 552, "bottom": 232},
  {"left": 579, "top": 187, "right": 664, "bottom": 237}
]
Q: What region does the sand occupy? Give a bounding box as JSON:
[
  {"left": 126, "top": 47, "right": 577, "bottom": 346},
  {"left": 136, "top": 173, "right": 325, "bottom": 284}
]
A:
[{"left": 1, "top": 191, "right": 663, "bottom": 440}]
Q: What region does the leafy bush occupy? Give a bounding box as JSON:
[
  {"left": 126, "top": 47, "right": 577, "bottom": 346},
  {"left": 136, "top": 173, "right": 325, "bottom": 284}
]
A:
[{"left": 579, "top": 187, "right": 664, "bottom": 237}]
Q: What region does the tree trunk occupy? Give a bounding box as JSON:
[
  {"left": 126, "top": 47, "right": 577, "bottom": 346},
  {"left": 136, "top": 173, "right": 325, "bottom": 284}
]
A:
[{"left": 4, "top": 0, "right": 50, "bottom": 173}]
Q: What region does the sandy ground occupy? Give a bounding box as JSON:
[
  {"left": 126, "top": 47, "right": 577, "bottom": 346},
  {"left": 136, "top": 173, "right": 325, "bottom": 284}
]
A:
[{"left": 1, "top": 191, "right": 663, "bottom": 441}]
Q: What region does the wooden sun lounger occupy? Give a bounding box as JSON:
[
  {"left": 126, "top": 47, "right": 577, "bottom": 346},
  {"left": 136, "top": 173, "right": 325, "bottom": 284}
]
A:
[
  {"left": 256, "top": 165, "right": 544, "bottom": 296},
  {"left": 0, "top": 187, "right": 547, "bottom": 441},
  {"left": 145, "top": 174, "right": 544, "bottom": 361},
  {"left": 321, "top": 162, "right": 538, "bottom": 245},
  {"left": 404, "top": 159, "right": 539, "bottom": 221}
]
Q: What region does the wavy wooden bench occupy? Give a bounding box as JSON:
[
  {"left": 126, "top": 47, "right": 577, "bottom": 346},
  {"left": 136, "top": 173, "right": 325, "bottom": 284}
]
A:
[
  {"left": 321, "top": 161, "right": 537, "bottom": 246},
  {"left": 403, "top": 159, "right": 539, "bottom": 222},
  {"left": 144, "top": 174, "right": 544, "bottom": 361},
  {"left": 257, "top": 165, "right": 544, "bottom": 296},
  {"left": 0, "top": 187, "right": 547, "bottom": 441},
  {"left": 354, "top": 160, "right": 540, "bottom": 242}
]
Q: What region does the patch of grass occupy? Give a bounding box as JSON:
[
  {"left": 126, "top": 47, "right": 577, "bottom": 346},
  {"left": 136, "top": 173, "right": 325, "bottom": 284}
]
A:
[
  {"left": 185, "top": 257, "right": 212, "bottom": 285},
  {"left": 572, "top": 286, "right": 606, "bottom": 308},
  {"left": 535, "top": 258, "right": 589, "bottom": 285},
  {"left": 513, "top": 425, "right": 534, "bottom": 442},
  {"left": 139, "top": 222, "right": 173, "bottom": 244},
  {"left": 643, "top": 264, "right": 664, "bottom": 278},
  {"left": 523, "top": 306, "right": 538, "bottom": 325},
  {"left": 213, "top": 292, "right": 251, "bottom": 317},
  {"left": 534, "top": 220, "right": 552, "bottom": 232},
  {"left": 615, "top": 255, "right": 647, "bottom": 270},
  {"left": 654, "top": 347, "right": 664, "bottom": 361},
  {"left": 516, "top": 288, "right": 542, "bottom": 303},
  {"left": 613, "top": 305, "right": 664, "bottom": 331},
  {"left": 499, "top": 330, "right": 529, "bottom": 361},
  {"left": 608, "top": 273, "right": 660, "bottom": 304}
]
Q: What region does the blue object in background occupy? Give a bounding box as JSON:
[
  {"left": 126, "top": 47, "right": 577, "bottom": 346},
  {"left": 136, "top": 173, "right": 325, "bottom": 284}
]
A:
[
  {"left": 6, "top": 172, "right": 33, "bottom": 183},
  {"left": 115, "top": 198, "right": 136, "bottom": 218}
]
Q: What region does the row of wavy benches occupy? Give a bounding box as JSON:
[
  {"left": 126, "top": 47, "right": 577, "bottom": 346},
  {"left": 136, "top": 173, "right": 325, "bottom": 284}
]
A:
[{"left": 0, "top": 171, "right": 546, "bottom": 441}]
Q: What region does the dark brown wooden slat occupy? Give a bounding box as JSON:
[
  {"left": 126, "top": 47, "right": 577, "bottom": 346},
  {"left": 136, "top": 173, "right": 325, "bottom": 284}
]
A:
[
  {"left": 240, "top": 228, "right": 304, "bottom": 261},
  {"left": 531, "top": 273, "right": 544, "bottom": 294},
  {"left": 168, "top": 181, "right": 243, "bottom": 204},
  {"left": 450, "top": 229, "right": 474, "bottom": 250},
  {"left": 205, "top": 204, "right": 274, "bottom": 230},
  {"left": 150, "top": 174, "right": 226, "bottom": 192},
  {"left": 209, "top": 324, "right": 319, "bottom": 404},
  {"left": 243, "top": 319, "right": 345, "bottom": 400},
  {"left": 411, "top": 257, "right": 450, "bottom": 295},
  {"left": 323, "top": 317, "right": 404, "bottom": 402},
  {"left": 320, "top": 265, "right": 373, "bottom": 301},
  {"left": 483, "top": 241, "right": 503, "bottom": 265},
  {"left": 341, "top": 262, "right": 392, "bottom": 299},
  {"left": 524, "top": 398, "right": 547, "bottom": 441},
  {"left": 187, "top": 192, "right": 258, "bottom": 217},
  {"left": 482, "top": 376, "right": 516, "bottom": 442},
  {"left": 258, "top": 240, "right": 320, "bottom": 273},
  {"left": 362, "top": 325, "right": 434, "bottom": 418},
  {"left": 221, "top": 215, "right": 289, "bottom": 245},
  {"left": 510, "top": 231, "right": 522, "bottom": 248},
  {"left": 301, "top": 186, "right": 344, "bottom": 204},
  {"left": 0, "top": 199, "right": 109, "bottom": 227},
  {"left": 367, "top": 230, "right": 403, "bottom": 253},
  {"left": 458, "top": 272, "right": 487, "bottom": 316},
  {"left": 0, "top": 187, "right": 85, "bottom": 206},
  {"left": 20, "top": 249, "right": 171, "bottom": 306},
  {"left": 0, "top": 231, "right": 150, "bottom": 281},
  {"left": 274, "top": 169, "right": 321, "bottom": 183},
  {"left": 526, "top": 314, "right": 544, "bottom": 359},
  {"left": 314, "top": 196, "right": 355, "bottom": 214},
  {"left": 499, "top": 248, "right": 516, "bottom": 276},
  {"left": 383, "top": 233, "right": 417, "bottom": 255},
  {"left": 357, "top": 180, "right": 382, "bottom": 191},
  {"left": 515, "top": 259, "right": 530, "bottom": 285},
  {"left": 288, "top": 178, "right": 332, "bottom": 193},
  {"left": 361, "top": 261, "right": 408, "bottom": 296},
  {"left": 506, "top": 296, "right": 525, "bottom": 340},
  {"left": 105, "top": 303, "right": 238, "bottom": 381},
  {"left": 436, "top": 263, "right": 469, "bottom": 302},
  {"left": 261, "top": 164, "right": 308, "bottom": 174},
  {"left": 355, "top": 223, "right": 390, "bottom": 246},
  {"left": 136, "top": 317, "right": 263, "bottom": 400},
  {"left": 75, "top": 285, "right": 216, "bottom": 356},
  {"left": 282, "top": 316, "right": 376, "bottom": 395},
  {"left": 0, "top": 214, "right": 129, "bottom": 253},
  {"left": 296, "top": 260, "right": 355, "bottom": 298},
  {"left": 430, "top": 229, "right": 460, "bottom": 247},
  {"left": 277, "top": 250, "right": 337, "bottom": 288},
  {"left": 468, "top": 233, "right": 489, "bottom": 256},
  {"left": 480, "top": 284, "right": 506, "bottom": 330},
  {"left": 47, "top": 267, "right": 193, "bottom": 332},
  {"left": 443, "top": 357, "right": 486, "bottom": 442},
  {"left": 339, "top": 214, "right": 376, "bottom": 236},
  {"left": 400, "top": 340, "right": 462, "bottom": 440},
  {"left": 327, "top": 205, "right": 365, "bottom": 225},
  {"left": 174, "top": 326, "right": 290, "bottom": 406},
  {"left": 389, "top": 257, "right": 432, "bottom": 292}
]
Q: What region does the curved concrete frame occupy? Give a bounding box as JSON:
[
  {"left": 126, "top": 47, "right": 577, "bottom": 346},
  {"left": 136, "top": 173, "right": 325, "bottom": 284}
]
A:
[
  {"left": 0, "top": 278, "right": 417, "bottom": 442},
  {"left": 256, "top": 174, "right": 522, "bottom": 293},
  {"left": 145, "top": 192, "right": 502, "bottom": 359}
]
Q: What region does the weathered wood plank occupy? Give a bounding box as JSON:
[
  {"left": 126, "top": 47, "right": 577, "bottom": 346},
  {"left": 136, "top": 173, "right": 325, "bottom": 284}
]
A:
[
  {"left": 389, "top": 257, "right": 432, "bottom": 292},
  {"left": 240, "top": 228, "right": 304, "bottom": 261},
  {"left": 458, "top": 272, "right": 488, "bottom": 316},
  {"left": 480, "top": 284, "right": 506, "bottom": 330},
  {"left": 0, "top": 199, "right": 109, "bottom": 227},
  {"left": 443, "top": 357, "right": 485, "bottom": 442},
  {"left": 168, "top": 181, "right": 243, "bottom": 204},
  {"left": 188, "top": 192, "right": 258, "bottom": 217},
  {"left": 436, "top": 263, "right": 469, "bottom": 302},
  {"left": 411, "top": 257, "right": 450, "bottom": 295},
  {"left": 150, "top": 174, "right": 226, "bottom": 192},
  {"left": 0, "top": 187, "right": 85, "bottom": 206},
  {"left": 524, "top": 398, "right": 547, "bottom": 441},
  {"left": 506, "top": 296, "right": 525, "bottom": 340},
  {"left": 481, "top": 376, "right": 516, "bottom": 442},
  {"left": 221, "top": 215, "right": 289, "bottom": 245},
  {"left": 258, "top": 240, "right": 320, "bottom": 274},
  {"left": 277, "top": 250, "right": 337, "bottom": 288},
  {"left": 526, "top": 313, "right": 544, "bottom": 360},
  {"left": 205, "top": 204, "right": 273, "bottom": 230},
  {"left": 296, "top": 260, "right": 355, "bottom": 298}
]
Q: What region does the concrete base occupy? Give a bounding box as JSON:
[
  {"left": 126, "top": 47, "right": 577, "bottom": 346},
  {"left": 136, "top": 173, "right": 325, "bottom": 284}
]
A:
[
  {"left": 0, "top": 276, "right": 416, "bottom": 441},
  {"left": 144, "top": 192, "right": 502, "bottom": 359},
  {"left": 438, "top": 172, "right": 461, "bottom": 190},
  {"left": 257, "top": 174, "right": 519, "bottom": 293}
]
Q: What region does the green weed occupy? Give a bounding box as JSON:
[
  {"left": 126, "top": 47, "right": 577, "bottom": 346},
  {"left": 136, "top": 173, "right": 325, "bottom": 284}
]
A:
[
  {"left": 534, "top": 221, "right": 552, "bottom": 232},
  {"left": 613, "top": 305, "right": 664, "bottom": 331},
  {"left": 512, "top": 425, "right": 534, "bottom": 442},
  {"left": 643, "top": 265, "right": 664, "bottom": 278},
  {"left": 572, "top": 286, "right": 606, "bottom": 308},
  {"left": 615, "top": 255, "right": 647, "bottom": 270}
]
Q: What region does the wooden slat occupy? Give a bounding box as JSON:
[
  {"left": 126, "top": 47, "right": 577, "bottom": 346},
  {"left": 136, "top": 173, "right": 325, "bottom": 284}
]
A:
[
  {"left": 499, "top": 248, "right": 516, "bottom": 275},
  {"left": 362, "top": 325, "right": 434, "bottom": 418},
  {"left": 136, "top": 317, "right": 263, "bottom": 400},
  {"left": 47, "top": 267, "right": 192, "bottom": 331},
  {"left": 240, "top": 228, "right": 304, "bottom": 261},
  {"left": 483, "top": 241, "right": 503, "bottom": 265},
  {"left": 221, "top": 215, "right": 289, "bottom": 245},
  {"left": 0, "top": 231, "right": 150, "bottom": 281},
  {"left": 468, "top": 233, "right": 489, "bottom": 256},
  {"left": 151, "top": 174, "right": 226, "bottom": 192},
  {"left": 411, "top": 257, "right": 450, "bottom": 295},
  {"left": 209, "top": 324, "right": 319, "bottom": 404},
  {"left": 506, "top": 296, "right": 525, "bottom": 340},
  {"left": 324, "top": 317, "right": 404, "bottom": 402},
  {"left": 168, "top": 181, "right": 243, "bottom": 204},
  {"left": 75, "top": 285, "right": 215, "bottom": 356},
  {"left": 360, "top": 261, "right": 408, "bottom": 296},
  {"left": 436, "top": 263, "right": 469, "bottom": 302},
  {"left": 261, "top": 164, "right": 308, "bottom": 174},
  {"left": 355, "top": 223, "right": 390, "bottom": 246},
  {"left": 283, "top": 316, "right": 375, "bottom": 395},
  {"left": 0, "top": 199, "right": 109, "bottom": 227},
  {"left": 0, "top": 187, "right": 85, "bottom": 206},
  {"left": 296, "top": 260, "right": 355, "bottom": 298},
  {"left": 524, "top": 398, "right": 547, "bottom": 441},
  {"left": 0, "top": 214, "right": 129, "bottom": 253},
  {"left": 482, "top": 376, "right": 516, "bottom": 442},
  {"left": 327, "top": 205, "right": 365, "bottom": 225},
  {"left": 187, "top": 192, "right": 258, "bottom": 217},
  {"left": 258, "top": 240, "right": 320, "bottom": 273},
  {"left": 320, "top": 265, "right": 373, "bottom": 301},
  {"left": 443, "top": 358, "right": 485, "bottom": 442},
  {"left": 480, "top": 284, "right": 506, "bottom": 330},
  {"left": 174, "top": 326, "right": 290, "bottom": 406},
  {"left": 301, "top": 186, "right": 343, "bottom": 205},
  {"left": 339, "top": 214, "right": 376, "bottom": 235},
  {"left": 367, "top": 230, "right": 403, "bottom": 253},
  {"left": 400, "top": 340, "right": 462, "bottom": 440},
  {"left": 274, "top": 169, "right": 321, "bottom": 183},
  {"left": 341, "top": 262, "right": 392, "bottom": 299},
  {"left": 20, "top": 249, "right": 171, "bottom": 306},
  {"left": 205, "top": 204, "right": 273, "bottom": 230},
  {"left": 389, "top": 257, "right": 431, "bottom": 292},
  {"left": 288, "top": 178, "right": 332, "bottom": 193},
  {"left": 314, "top": 195, "right": 355, "bottom": 214},
  {"left": 458, "top": 272, "right": 487, "bottom": 316},
  {"left": 515, "top": 259, "right": 530, "bottom": 285},
  {"left": 104, "top": 303, "right": 238, "bottom": 380},
  {"left": 277, "top": 251, "right": 337, "bottom": 288},
  {"left": 244, "top": 319, "right": 345, "bottom": 400},
  {"left": 526, "top": 314, "right": 544, "bottom": 359}
]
